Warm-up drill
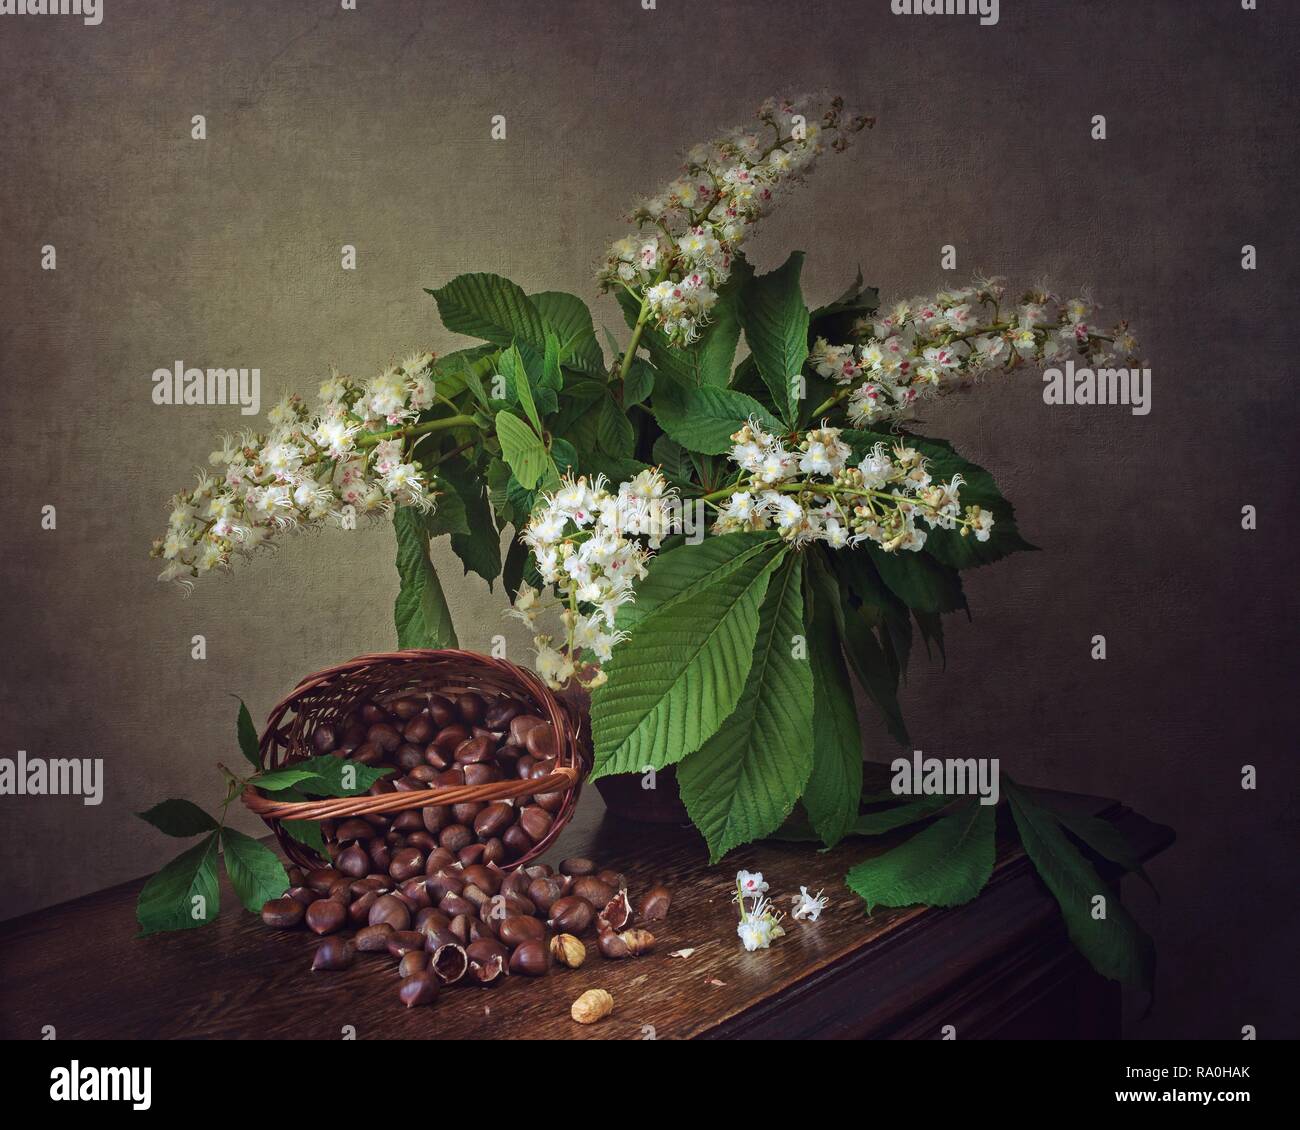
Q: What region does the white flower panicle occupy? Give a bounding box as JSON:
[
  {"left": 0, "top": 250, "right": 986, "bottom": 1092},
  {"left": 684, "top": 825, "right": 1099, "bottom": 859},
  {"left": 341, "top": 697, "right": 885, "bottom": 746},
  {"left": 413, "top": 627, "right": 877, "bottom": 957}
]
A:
[
  {"left": 809, "top": 277, "right": 1143, "bottom": 427},
  {"left": 714, "top": 419, "right": 992, "bottom": 553},
  {"left": 600, "top": 96, "right": 873, "bottom": 346},
  {"left": 508, "top": 469, "right": 677, "bottom": 690},
  {"left": 151, "top": 353, "right": 441, "bottom": 588}
]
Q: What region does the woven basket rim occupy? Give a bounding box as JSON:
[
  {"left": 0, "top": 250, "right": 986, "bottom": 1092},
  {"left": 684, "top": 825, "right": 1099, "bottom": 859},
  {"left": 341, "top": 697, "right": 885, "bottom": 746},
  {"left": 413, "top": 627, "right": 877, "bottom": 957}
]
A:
[{"left": 240, "top": 648, "right": 589, "bottom": 870}]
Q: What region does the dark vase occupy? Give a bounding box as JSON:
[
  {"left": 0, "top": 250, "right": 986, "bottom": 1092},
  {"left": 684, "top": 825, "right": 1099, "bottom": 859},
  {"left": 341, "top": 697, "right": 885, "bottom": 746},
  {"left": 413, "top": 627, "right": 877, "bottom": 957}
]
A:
[
  {"left": 557, "top": 684, "right": 690, "bottom": 824},
  {"left": 592, "top": 763, "right": 690, "bottom": 824}
]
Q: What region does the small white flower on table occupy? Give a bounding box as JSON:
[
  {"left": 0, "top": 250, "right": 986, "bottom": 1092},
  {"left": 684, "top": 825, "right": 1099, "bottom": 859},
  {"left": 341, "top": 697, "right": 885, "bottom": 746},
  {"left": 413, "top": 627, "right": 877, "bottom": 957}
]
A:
[
  {"left": 790, "top": 886, "right": 829, "bottom": 922},
  {"left": 736, "top": 896, "right": 787, "bottom": 952},
  {"left": 734, "top": 870, "right": 786, "bottom": 952}
]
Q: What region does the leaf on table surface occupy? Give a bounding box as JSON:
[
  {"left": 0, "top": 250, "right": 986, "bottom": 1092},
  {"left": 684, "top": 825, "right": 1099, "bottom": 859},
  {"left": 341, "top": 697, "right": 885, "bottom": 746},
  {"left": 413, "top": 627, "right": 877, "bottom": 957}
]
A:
[
  {"left": 846, "top": 798, "right": 995, "bottom": 914},
  {"left": 1006, "top": 781, "right": 1156, "bottom": 990}
]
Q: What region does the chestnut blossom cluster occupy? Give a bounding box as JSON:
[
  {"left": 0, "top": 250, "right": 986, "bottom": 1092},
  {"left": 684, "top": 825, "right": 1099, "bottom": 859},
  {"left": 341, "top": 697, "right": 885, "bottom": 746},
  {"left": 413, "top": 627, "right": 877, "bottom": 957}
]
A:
[
  {"left": 600, "top": 96, "right": 873, "bottom": 346},
  {"left": 151, "top": 353, "right": 440, "bottom": 588},
  {"left": 713, "top": 420, "right": 993, "bottom": 553},
  {"left": 508, "top": 470, "right": 677, "bottom": 690},
  {"left": 810, "top": 277, "right": 1143, "bottom": 428}
]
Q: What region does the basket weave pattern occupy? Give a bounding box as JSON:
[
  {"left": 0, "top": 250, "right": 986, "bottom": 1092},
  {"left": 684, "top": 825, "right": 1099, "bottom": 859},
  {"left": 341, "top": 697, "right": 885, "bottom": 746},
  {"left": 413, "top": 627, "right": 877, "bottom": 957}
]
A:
[{"left": 241, "top": 650, "right": 589, "bottom": 871}]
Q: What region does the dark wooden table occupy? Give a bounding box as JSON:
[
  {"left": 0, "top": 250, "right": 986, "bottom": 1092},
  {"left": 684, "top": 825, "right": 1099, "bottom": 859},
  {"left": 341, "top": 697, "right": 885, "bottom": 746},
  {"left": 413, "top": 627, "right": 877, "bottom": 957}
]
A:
[{"left": 0, "top": 786, "right": 1171, "bottom": 1040}]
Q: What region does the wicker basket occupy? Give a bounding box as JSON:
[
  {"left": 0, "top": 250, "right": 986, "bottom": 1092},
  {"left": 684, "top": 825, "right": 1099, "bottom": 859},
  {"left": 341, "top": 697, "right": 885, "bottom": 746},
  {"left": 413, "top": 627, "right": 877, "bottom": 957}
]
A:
[{"left": 241, "top": 649, "right": 589, "bottom": 872}]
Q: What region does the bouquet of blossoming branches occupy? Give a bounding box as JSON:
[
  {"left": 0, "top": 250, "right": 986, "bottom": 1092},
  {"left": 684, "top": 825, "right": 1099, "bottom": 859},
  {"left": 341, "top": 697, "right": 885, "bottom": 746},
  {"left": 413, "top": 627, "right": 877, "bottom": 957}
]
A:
[{"left": 151, "top": 96, "right": 1157, "bottom": 987}]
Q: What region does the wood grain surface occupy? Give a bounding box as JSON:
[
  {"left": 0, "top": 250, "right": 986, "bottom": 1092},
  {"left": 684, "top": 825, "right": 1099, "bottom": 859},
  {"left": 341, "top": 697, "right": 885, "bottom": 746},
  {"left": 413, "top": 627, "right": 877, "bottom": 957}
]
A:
[{"left": 0, "top": 783, "right": 1172, "bottom": 1040}]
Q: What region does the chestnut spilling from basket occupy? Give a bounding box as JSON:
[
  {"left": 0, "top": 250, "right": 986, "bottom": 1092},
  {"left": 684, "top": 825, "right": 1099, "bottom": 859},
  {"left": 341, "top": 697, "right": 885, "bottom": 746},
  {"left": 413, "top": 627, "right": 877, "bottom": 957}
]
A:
[{"left": 241, "top": 650, "right": 671, "bottom": 1015}]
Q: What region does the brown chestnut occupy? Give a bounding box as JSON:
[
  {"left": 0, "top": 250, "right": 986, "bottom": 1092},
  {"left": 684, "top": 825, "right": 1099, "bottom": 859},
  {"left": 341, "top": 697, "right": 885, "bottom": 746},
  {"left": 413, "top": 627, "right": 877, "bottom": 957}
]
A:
[
  {"left": 368, "top": 894, "right": 411, "bottom": 932},
  {"left": 398, "top": 971, "right": 440, "bottom": 1007},
  {"left": 397, "top": 950, "right": 429, "bottom": 978},
  {"left": 639, "top": 884, "right": 672, "bottom": 921},
  {"left": 260, "top": 897, "right": 305, "bottom": 929},
  {"left": 547, "top": 895, "right": 595, "bottom": 935},
  {"left": 311, "top": 937, "right": 355, "bottom": 971},
  {"left": 498, "top": 915, "right": 546, "bottom": 947},
  {"left": 571, "top": 876, "right": 616, "bottom": 908},
  {"left": 355, "top": 922, "right": 396, "bottom": 952},
  {"left": 305, "top": 898, "right": 346, "bottom": 935},
  {"left": 518, "top": 805, "right": 554, "bottom": 842},
  {"left": 508, "top": 940, "right": 549, "bottom": 976}
]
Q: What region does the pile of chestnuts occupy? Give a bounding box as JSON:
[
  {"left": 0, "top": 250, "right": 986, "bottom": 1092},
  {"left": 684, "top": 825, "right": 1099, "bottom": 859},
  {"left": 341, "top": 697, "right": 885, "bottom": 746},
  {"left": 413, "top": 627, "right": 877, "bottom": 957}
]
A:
[
  {"left": 261, "top": 854, "right": 672, "bottom": 1009},
  {"left": 256, "top": 686, "right": 673, "bottom": 1010}
]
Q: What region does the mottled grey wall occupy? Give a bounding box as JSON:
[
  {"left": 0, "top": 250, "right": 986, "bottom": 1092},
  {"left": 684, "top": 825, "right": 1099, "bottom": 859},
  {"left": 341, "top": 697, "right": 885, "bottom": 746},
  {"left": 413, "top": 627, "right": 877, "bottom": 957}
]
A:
[{"left": 1, "top": 0, "right": 1296, "bottom": 1038}]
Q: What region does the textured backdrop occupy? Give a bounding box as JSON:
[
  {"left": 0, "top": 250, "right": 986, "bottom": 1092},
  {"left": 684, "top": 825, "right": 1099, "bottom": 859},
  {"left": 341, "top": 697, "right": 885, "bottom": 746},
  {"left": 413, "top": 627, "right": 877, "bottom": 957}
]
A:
[{"left": 1, "top": 0, "right": 1296, "bottom": 1038}]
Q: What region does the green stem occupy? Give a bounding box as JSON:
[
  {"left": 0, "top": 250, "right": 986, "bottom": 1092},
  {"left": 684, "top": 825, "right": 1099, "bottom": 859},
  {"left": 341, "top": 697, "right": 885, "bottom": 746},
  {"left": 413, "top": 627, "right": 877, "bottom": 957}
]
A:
[
  {"left": 356, "top": 415, "right": 476, "bottom": 449},
  {"left": 617, "top": 263, "right": 672, "bottom": 384}
]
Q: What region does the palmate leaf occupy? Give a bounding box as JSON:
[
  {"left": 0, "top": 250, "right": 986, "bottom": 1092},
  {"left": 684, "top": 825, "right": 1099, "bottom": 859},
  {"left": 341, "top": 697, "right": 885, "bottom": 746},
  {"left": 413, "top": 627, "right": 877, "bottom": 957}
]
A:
[
  {"left": 589, "top": 541, "right": 786, "bottom": 779},
  {"left": 499, "top": 344, "right": 545, "bottom": 433},
  {"left": 136, "top": 799, "right": 218, "bottom": 838},
  {"left": 494, "top": 411, "right": 550, "bottom": 490},
  {"left": 528, "top": 291, "right": 605, "bottom": 376},
  {"left": 556, "top": 379, "right": 635, "bottom": 459},
  {"left": 866, "top": 543, "right": 967, "bottom": 616},
  {"left": 393, "top": 506, "right": 459, "bottom": 649},
  {"left": 286, "top": 754, "right": 393, "bottom": 797},
  {"left": 800, "top": 550, "right": 862, "bottom": 848},
  {"left": 739, "top": 251, "right": 810, "bottom": 426},
  {"left": 421, "top": 477, "right": 470, "bottom": 538},
  {"left": 651, "top": 434, "right": 693, "bottom": 483},
  {"left": 853, "top": 794, "right": 956, "bottom": 835},
  {"left": 622, "top": 359, "right": 655, "bottom": 407},
  {"left": 616, "top": 532, "right": 780, "bottom": 633},
  {"left": 811, "top": 551, "right": 909, "bottom": 746},
  {"left": 427, "top": 273, "right": 547, "bottom": 352},
  {"left": 235, "top": 698, "right": 261, "bottom": 770},
  {"left": 278, "top": 787, "right": 327, "bottom": 858},
  {"left": 251, "top": 768, "right": 329, "bottom": 792},
  {"left": 1006, "top": 781, "right": 1155, "bottom": 989},
  {"left": 220, "top": 827, "right": 289, "bottom": 914},
  {"left": 830, "top": 548, "right": 914, "bottom": 682},
  {"left": 678, "top": 555, "right": 814, "bottom": 862},
  {"left": 615, "top": 258, "right": 753, "bottom": 388},
  {"left": 439, "top": 457, "right": 503, "bottom": 587},
  {"left": 809, "top": 266, "right": 880, "bottom": 344},
  {"left": 136, "top": 832, "right": 220, "bottom": 936},
  {"left": 845, "top": 798, "right": 996, "bottom": 914},
  {"left": 652, "top": 381, "right": 783, "bottom": 455}
]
